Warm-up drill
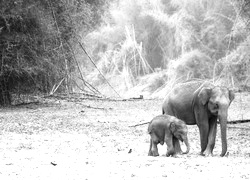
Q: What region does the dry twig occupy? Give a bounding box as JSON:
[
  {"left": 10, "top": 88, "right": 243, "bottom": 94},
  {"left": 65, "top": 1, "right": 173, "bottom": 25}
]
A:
[{"left": 129, "top": 121, "right": 150, "bottom": 127}]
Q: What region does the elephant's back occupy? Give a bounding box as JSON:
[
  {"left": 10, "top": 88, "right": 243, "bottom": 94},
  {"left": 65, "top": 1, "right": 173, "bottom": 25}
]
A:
[
  {"left": 168, "top": 80, "right": 212, "bottom": 102},
  {"left": 148, "top": 115, "right": 169, "bottom": 134},
  {"left": 162, "top": 80, "right": 212, "bottom": 124},
  {"left": 166, "top": 81, "right": 201, "bottom": 108}
]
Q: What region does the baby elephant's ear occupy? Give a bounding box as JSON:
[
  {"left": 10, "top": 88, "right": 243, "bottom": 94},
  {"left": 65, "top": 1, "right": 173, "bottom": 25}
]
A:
[{"left": 170, "top": 122, "right": 176, "bottom": 132}]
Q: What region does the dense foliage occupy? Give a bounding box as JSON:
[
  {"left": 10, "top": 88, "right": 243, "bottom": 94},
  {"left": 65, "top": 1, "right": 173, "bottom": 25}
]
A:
[
  {"left": 86, "top": 0, "right": 250, "bottom": 95},
  {"left": 0, "top": 0, "right": 108, "bottom": 105},
  {"left": 0, "top": 0, "right": 250, "bottom": 104}
]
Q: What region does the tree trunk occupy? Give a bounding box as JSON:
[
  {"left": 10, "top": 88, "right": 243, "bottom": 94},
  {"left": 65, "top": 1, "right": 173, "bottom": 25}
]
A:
[{"left": 0, "top": 89, "right": 11, "bottom": 106}]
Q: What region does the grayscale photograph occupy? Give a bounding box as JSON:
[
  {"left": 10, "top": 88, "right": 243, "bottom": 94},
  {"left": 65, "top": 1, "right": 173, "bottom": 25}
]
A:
[{"left": 0, "top": 0, "right": 250, "bottom": 179}]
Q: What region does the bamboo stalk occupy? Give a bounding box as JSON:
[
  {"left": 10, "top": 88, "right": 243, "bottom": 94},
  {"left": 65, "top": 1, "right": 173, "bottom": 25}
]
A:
[
  {"left": 78, "top": 42, "right": 121, "bottom": 98},
  {"left": 48, "top": 0, "right": 70, "bottom": 94},
  {"left": 49, "top": 78, "right": 65, "bottom": 95},
  {"left": 67, "top": 43, "right": 103, "bottom": 96}
]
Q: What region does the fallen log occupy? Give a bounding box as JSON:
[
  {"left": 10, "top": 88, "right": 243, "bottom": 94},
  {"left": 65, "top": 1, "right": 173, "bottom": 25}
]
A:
[
  {"left": 227, "top": 119, "right": 250, "bottom": 124},
  {"left": 129, "top": 119, "right": 250, "bottom": 127}
]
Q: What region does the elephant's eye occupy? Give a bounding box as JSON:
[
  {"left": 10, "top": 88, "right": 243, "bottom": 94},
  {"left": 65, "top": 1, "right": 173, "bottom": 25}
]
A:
[{"left": 214, "top": 103, "right": 219, "bottom": 109}]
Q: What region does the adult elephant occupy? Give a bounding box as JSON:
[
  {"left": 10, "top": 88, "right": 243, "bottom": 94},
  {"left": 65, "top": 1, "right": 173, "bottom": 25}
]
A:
[{"left": 162, "top": 80, "right": 235, "bottom": 157}]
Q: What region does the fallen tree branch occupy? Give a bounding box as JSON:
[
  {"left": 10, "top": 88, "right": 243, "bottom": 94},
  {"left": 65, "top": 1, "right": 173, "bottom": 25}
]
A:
[
  {"left": 129, "top": 119, "right": 250, "bottom": 127},
  {"left": 227, "top": 119, "right": 250, "bottom": 124},
  {"left": 129, "top": 121, "right": 150, "bottom": 127},
  {"left": 228, "top": 126, "right": 250, "bottom": 130},
  {"left": 104, "top": 96, "right": 148, "bottom": 102},
  {"left": 82, "top": 104, "right": 112, "bottom": 110},
  {"left": 126, "top": 95, "right": 143, "bottom": 100},
  {"left": 14, "top": 101, "right": 40, "bottom": 106},
  {"left": 44, "top": 92, "right": 103, "bottom": 100}
]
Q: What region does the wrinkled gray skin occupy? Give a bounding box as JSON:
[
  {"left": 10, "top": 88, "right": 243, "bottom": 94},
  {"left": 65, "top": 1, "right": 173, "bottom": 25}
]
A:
[
  {"left": 148, "top": 115, "right": 190, "bottom": 157},
  {"left": 162, "top": 80, "right": 235, "bottom": 157}
]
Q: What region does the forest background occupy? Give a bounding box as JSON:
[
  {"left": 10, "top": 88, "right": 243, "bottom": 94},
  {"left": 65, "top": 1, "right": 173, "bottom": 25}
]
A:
[{"left": 0, "top": 0, "right": 250, "bottom": 105}]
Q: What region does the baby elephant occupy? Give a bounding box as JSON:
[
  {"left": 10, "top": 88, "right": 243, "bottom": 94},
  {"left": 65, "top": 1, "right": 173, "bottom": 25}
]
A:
[{"left": 148, "top": 115, "right": 190, "bottom": 157}]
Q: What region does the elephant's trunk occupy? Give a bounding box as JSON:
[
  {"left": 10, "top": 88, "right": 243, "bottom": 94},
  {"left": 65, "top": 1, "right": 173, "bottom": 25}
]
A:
[
  {"left": 219, "top": 111, "right": 228, "bottom": 157},
  {"left": 182, "top": 137, "right": 190, "bottom": 154}
]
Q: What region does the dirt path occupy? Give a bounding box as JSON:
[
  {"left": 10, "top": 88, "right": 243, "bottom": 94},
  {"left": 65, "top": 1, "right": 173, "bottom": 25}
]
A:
[{"left": 0, "top": 93, "right": 250, "bottom": 179}]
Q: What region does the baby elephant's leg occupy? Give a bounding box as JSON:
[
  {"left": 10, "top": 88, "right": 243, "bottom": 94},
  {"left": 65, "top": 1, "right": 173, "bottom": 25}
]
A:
[
  {"left": 148, "top": 139, "right": 153, "bottom": 156},
  {"left": 152, "top": 142, "right": 159, "bottom": 156},
  {"left": 149, "top": 133, "right": 159, "bottom": 156},
  {"left": 173, "top": 137, "right": 183, "bottom": 154},
  {"left": 165, "top": 136, "right": 175, "bottom": 157}
]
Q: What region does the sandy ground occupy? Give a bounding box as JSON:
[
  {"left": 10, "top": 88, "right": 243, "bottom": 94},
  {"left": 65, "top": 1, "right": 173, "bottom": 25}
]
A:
[{"left": 0, "top": 92, "right": 250, "bottom": 180}]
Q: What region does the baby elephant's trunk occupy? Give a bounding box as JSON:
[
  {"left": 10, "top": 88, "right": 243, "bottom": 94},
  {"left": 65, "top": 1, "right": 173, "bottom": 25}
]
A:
[{"left": 183, "top": 137, "right": 190, "bottom": 154}]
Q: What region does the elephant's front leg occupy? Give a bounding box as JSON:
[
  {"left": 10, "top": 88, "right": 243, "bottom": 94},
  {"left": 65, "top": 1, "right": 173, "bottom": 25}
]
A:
[
  {"left": 173, "top": 137, "right": 183, "bottom": 154},
  {"left": 203, "top": 118, "right": 217, "bottom": 156},
  {"left": 165, "top": 136, "right": 175, "bottom": 157},
  {"left": 151, "top": 141, "right": 159, "bottom": 156},
  {"left": 148, "top": 139, "right": 153, "bottom": 156},
  {"left": 195, "top": 108, "right": 209, "bottom": 155},
  {"left": 197, "top": 121, "right": 209, "bottom": 155},
  {"left": 150, "top": 134, "right": 159, "bottom": 156}
]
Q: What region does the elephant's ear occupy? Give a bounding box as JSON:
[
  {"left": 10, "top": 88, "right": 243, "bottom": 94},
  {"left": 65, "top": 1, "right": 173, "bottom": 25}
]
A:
[
  {"left": 198, "top": 88, "right": 211, "bottom": 105},
  {"left": 229, "top": 90, "right": 235, "bottom": 103},
  {"left": 170, "top": 122, "right": 176, "bottom": 133}
]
